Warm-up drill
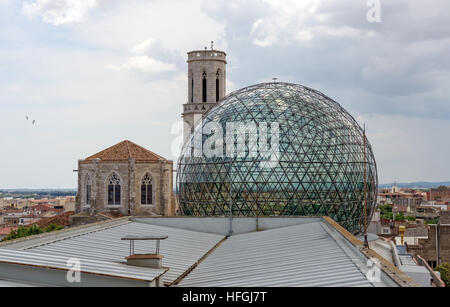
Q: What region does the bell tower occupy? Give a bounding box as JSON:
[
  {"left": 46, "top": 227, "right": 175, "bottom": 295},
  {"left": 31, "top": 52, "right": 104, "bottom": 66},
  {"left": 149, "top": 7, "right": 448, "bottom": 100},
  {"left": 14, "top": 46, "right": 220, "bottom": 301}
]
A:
[{"left": 182, "top": 43, "right": 227, "bottom": 143}]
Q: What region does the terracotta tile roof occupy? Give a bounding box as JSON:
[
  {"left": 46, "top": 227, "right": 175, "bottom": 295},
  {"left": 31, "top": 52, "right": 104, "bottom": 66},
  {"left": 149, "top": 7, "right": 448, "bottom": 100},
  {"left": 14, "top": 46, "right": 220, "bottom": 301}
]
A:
[
  {"left": 83, "top": 140, "right": 169, "bottom": 163},
  {"left": 34, "top": 211, "right": 75, "bottom": 228},
  {"left": 28, "top": 199, "right": 58, "bottom": 204},
  {"left": 1, "top": 209, "right": 22, "bottom": 214},
  {"left": 29, "top": 204, "right": 53, "bottom": 210},
  {"left": 393, "top": 204, "right": 409, "bottom": 212},
  {"left": 0, "top": 227, "right": 18, "bottom": 235}
]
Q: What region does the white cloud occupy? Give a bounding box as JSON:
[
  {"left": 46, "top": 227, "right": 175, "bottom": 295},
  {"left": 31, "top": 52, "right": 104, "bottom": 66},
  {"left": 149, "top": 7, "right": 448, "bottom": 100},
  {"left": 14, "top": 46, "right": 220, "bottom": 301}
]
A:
[
  {"left": 72, "top": 0, "right": 226, "bottom": 52},
  {"left": 295, "top": 30, "right": 314, "bottom": 42},
  {"left": 105, "top": 55, "right": 176, "bottom": 73},
  {"left": 131, "top": 38, "right": 155, "bottom": 55},
  {"left": 6, "top": 83, "right": 23, "bottom": 93},
  {"left": 226, "top": 78, "right": 236, "bottom": 94},
  {"left": 246, "top": 0, "right": 369, "bottom": 46},
  {"left": 22, "top": 0, "right": 100, "bottom": 25},
  {"left": 250, "top": 18, "right": 277, "bottom": 47}
]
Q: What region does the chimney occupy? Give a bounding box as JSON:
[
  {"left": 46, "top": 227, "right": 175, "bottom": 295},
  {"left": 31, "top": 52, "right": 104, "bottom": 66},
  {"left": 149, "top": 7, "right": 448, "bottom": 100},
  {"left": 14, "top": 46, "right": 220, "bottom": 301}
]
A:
[{"left": 121, "top": 235, "right": 168, "bottom": 269}]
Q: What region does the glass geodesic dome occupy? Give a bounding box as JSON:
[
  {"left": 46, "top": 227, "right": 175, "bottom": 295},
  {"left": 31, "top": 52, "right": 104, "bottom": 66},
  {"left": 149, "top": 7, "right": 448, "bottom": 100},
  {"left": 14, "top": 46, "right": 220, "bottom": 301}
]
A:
[{"left": 177, "top": 82, "right": 377, "bottom": 233}]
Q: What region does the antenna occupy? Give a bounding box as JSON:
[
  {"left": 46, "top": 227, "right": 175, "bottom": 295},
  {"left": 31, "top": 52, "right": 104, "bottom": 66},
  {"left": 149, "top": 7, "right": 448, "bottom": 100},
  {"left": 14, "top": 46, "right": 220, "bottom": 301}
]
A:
[{"left": 211, "top": 40, "right": 214, "bottom": 50}]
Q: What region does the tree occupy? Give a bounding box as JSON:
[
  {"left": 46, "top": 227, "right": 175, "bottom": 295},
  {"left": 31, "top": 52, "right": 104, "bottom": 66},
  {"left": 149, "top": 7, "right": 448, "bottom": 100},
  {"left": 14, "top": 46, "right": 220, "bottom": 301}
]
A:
[
  {"left": 395, "top": 213, "right": 405, "bottom": 221},
  {"left": 379, "top": 204, "right": 393, "bottom": 219},
  {"left": 3, "top": 225, "right": 43, "bottom": 241},
  {"left": 1, "top": 223, "right": 64, "bottom": 242},
  {"left": 435, "top": 263, "right": 450, "bottom": 287},
  {"left": 43, "top": 224, "right": 63, "bottom": 232}
]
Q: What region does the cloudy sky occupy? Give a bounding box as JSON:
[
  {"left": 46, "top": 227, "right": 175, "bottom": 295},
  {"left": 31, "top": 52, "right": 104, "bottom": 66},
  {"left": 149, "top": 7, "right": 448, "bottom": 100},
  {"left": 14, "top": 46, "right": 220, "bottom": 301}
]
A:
[{"left": 0, "top": 0, "right": 449, "bottom": 188}]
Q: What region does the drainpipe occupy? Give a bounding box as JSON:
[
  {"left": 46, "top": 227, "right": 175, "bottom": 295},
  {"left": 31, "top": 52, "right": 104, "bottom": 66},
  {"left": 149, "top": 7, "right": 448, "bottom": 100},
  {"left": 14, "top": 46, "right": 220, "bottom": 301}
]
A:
[
  {"left": 128, "top": 158, "right": 131, "bottom": 215},
  {"left": 390, "top": 240, "right": 401, "bottom": 268},
  {"left": 436, "top": 223, "right": 441, "bottom": 266}
]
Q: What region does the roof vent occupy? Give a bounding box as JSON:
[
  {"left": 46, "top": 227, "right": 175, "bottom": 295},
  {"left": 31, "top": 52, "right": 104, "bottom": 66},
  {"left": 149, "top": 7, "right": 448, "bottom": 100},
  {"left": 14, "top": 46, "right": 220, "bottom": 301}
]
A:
[{"left": 121, "top": 235, "right": 168, "bottom": 269}]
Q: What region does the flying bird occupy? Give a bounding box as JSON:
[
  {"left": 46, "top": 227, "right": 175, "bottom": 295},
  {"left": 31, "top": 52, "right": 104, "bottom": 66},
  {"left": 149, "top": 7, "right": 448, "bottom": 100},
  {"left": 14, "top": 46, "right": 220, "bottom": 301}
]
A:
[{"left": 25, "top": 115, "right": 36, "bottom": 125}]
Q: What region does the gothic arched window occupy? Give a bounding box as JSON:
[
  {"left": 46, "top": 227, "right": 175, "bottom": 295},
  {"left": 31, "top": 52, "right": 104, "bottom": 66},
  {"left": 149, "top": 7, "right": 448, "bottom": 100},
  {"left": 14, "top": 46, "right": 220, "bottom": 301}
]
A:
[
  {"left": 141, "top": 173, "right": 153, "bottom": 205},
  {"left": 107, "top": 173, "right": 121, "bottom": 205},
  {"left": 216, "top": 69, "right": 220, "bottom": 102},
  {"left": 202, "top": 70, "right": 207, "bottom": 102},
  {"left": 191, "top": 76, "right": 194, "bottom": 102},
  {"left": 86, "top": 175, "right": 92, "bottom": 205}
]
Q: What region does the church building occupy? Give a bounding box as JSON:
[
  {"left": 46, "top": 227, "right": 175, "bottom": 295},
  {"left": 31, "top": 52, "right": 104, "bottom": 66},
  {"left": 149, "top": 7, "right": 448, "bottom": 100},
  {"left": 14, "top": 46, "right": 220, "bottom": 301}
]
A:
[
  {"left": 75, "top": 45, "right": 227, "bottom": 217},
  {"left": 75, "top": 140, "right": 174, "bottom": 216}
]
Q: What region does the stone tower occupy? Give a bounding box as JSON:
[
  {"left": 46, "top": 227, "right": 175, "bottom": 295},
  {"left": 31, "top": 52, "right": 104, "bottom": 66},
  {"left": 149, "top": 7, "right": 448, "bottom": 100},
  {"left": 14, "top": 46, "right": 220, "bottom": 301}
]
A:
[{"left": 182, "top": 45, "right": 227, "bottom": 143}]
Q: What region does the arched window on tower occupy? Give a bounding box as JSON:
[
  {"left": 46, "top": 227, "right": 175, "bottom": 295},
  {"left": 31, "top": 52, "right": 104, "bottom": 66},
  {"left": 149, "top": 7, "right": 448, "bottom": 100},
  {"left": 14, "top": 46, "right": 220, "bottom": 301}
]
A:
[
  {"left": 191, "top": 77, "right": 194, "bottom": 102},
  {"left": 141, "top": 173, "right": 153, "bottom": 205},
  {"left": 216, "top": 69, "right": 220, "bottom": 102},
  {"left": 86, "top": 175, "right": 92, "bottom": 206},
  {"left": 202, "top": 70, "right": 207, "bottom": 102},
  {"left": 107, "top": 173, "right": 121, "bottom": 205}
]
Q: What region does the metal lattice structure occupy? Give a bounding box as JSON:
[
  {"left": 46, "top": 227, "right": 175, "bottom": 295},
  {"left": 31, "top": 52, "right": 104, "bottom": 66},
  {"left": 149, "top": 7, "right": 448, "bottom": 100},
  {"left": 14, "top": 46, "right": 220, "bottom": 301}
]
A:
[{"left": 177, "top": 82, "right": 377, "bottom": 233}]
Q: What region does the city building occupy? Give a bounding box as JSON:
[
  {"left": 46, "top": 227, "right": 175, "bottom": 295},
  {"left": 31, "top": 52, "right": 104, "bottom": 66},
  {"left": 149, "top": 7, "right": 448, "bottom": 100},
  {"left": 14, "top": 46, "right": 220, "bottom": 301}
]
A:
[
  {"left": 0, "top": 198, "right": 30, "bottom": 210},
  {"left": 0, "top": 203, "right": 64, "bottom": 227},
  {"left": 378, "top": 189, "right": 423, "bottom": 208},
  {"left": 18, "top": 204, "right": 64, "bottom": 226},
  {"left": 405, "top": 211, "right": 450, "bottom": 268},
  {"left": 75, "top": 140, "right": 175, "bottom": 217},
  {"left": 0, "top": 196, "right": 76, "bottom": 212},
  {"left": 59, "top": 196, "right": 76, "bottom": 212},
  {"left": 1, "top": 208, "right": 22, "bottom": 227},
  {"left": 427, "top": 186, "right": 450, "bottom": 203}
]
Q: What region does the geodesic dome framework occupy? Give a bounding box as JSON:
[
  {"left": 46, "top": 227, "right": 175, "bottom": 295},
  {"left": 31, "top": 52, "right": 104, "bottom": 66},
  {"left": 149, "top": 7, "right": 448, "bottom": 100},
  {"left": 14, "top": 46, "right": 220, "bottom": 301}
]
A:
[{"left": 177, "top": 82, "right": 377, "bottom": 233}]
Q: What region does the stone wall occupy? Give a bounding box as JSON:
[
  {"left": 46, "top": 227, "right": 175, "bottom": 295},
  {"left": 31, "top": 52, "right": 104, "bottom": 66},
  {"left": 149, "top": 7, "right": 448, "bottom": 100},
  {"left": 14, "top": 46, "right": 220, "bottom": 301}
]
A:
[
  {"left": 406, "top": 212, "right": 450, "bottom": 266},
  {"left": 429, "top": 188, "right": 450, "bottom": 202},
  {"left": 133, "top": 161, "right": 173, "bottom": 216},
  {"left": 76, "top": 159, "right": 174, "bottom": 216}
]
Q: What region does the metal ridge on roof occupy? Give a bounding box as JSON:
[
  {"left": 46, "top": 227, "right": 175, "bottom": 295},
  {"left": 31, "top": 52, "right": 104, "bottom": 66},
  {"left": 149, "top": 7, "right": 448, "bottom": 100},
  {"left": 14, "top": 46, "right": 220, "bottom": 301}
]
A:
[
  {"left": 178, "top": 221, "right": 376, "bottom": 287},
  {"left": 0, "top": 217, "right": 419, "bottom": 287},
  {"left": 22, "top": 221, "right": 225, "bottom": 284},
  {"left": 176, "top": 220, "right": 416, "bottom": 287},
  {"left": 0, "top": 249, "right": 167, "bottom": 282}
]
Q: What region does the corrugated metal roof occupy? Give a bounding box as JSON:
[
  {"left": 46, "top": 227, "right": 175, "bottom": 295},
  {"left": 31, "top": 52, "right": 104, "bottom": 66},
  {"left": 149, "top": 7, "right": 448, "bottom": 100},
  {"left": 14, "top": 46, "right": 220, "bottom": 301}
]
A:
[
  {"left": 179, "top": 221, "right": 374, "bottom": 287},
  {"left": 399, "top": 254, "right": 416, "bottom": 266},
  {"left": 0, "top": 279, "right": 36, "bottom": 287},
  {"left": 24, "top": 221, "right": 225, "bottom": 283},
  {"left": 370, "top": 240, "right": 394, "bottom": 265},
  {"left": 0, "top": 248, "right": 166, "bottom": 282}
]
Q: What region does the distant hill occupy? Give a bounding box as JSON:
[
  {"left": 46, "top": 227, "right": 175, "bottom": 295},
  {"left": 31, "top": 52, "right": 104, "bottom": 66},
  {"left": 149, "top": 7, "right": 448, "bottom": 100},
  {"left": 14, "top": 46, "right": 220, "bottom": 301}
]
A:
[
  {"left": 0, "top": 189, "right": 77, "bottom": 197},
  {"left": 379, "top": 181, "right": 450, "bottom": 189}
]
